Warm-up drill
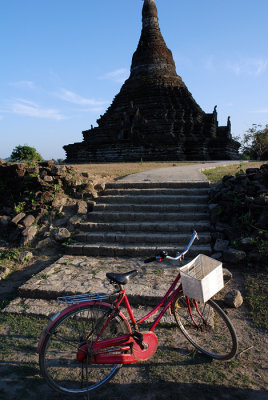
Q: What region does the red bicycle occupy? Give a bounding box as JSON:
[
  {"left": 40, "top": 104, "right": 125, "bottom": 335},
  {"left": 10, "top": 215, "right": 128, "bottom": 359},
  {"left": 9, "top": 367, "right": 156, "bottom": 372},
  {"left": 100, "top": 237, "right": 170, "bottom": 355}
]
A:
[{"left": 37, "top": 231, "right": 237, "bottom": 396}]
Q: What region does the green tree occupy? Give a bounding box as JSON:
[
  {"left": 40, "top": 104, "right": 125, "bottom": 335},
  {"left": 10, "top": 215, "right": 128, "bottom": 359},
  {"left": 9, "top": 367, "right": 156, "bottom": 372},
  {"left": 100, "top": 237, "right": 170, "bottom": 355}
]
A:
[
  {"left": 10, "top": 145, "right": 43, "bottom": 162},
  {"left": 241, "top": 124, "right": 268, "bottom": 160}
]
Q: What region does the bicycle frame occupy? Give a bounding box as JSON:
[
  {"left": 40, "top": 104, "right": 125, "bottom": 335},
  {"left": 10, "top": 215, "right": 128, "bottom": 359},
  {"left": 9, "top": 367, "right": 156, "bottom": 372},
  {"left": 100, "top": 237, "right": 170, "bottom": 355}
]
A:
[
  {"left": 77, "top": 269, "right": 187, "bottom": 365},
  {"left": 123, "top": 270, "right": 182, "bottom": 331},
  {"left": 39, "top": 231, "right": 201, "bottom": 365},
  {"left": 77, "top": 232, "right": 202, "bottom": 365}
]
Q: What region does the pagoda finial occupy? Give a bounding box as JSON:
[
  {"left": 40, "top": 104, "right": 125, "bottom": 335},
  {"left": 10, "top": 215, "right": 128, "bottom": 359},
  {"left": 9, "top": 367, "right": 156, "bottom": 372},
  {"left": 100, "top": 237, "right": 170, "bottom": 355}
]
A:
[
  {"left": 130, "top": 0, "right": 177, "bottom": 78},
  {"left": 142, "top": 0, "right": 158, "bottom": 23}
]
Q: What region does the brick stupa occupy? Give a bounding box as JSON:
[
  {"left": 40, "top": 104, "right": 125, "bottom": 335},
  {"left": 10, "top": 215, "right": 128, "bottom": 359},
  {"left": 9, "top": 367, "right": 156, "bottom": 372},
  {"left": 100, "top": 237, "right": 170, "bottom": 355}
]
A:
[{"left": 64, "top": 0, "right": 239, "bottom": 161}]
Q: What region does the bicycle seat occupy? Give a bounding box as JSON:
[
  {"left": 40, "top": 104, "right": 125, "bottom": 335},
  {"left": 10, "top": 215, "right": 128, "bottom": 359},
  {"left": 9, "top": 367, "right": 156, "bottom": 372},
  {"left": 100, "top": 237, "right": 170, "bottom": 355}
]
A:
[{"left": 106, "top": 270, "right": 138, "bottom": 285}]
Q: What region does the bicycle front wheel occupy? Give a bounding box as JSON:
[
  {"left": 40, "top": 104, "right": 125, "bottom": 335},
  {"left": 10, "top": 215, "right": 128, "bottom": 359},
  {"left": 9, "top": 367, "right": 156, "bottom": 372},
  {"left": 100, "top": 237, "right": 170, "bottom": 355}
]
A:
[
  {"left": 172, "top": 295, "right": 237, "bottom": 360},
  {"left": 39, "top": 304, "right": 130, "bottom": 395}
]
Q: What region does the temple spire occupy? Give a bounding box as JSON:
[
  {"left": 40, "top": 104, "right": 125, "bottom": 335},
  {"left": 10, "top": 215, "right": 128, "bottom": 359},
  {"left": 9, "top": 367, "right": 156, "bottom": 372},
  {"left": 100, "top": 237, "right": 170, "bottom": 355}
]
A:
[
  {"left": 130, "top": 0, "right": 177, "bottom": 78},
  {"left": 142, "top": 0, "right": 158, "bottom": 28}
]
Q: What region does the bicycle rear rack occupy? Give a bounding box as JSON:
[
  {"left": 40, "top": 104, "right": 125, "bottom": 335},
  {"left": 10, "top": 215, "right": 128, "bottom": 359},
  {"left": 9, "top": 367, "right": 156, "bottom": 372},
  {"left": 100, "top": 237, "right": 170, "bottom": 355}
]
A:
[{"left": 57, "top": 291, "right": 117, "bottom": 304}]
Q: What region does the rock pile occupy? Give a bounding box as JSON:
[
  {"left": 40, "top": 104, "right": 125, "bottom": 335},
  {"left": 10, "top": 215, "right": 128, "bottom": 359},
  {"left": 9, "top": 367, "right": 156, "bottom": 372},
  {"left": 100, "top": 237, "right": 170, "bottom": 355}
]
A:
[
  {"left": 209, "top": 164, "right": 268, "bottom": 267},
  {"left": 0, "top": 160, "right": 99, "bottom": 247}
]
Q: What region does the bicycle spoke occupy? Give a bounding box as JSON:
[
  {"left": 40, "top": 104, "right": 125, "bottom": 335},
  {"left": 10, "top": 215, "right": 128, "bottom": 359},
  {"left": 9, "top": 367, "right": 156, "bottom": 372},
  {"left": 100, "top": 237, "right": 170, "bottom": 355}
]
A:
[
  {"left": 173, "top": 295, "right": 237, "bottom": 360},
  {"left": 39, "top": 305, "right": 130, "bottom": 395}
]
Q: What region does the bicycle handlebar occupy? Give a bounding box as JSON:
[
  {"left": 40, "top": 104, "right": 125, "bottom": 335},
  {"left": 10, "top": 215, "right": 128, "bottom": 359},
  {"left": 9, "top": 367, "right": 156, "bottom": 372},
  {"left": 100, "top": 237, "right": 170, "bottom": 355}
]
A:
[{"left": 144, "top": 230, "right": 199, "bottom": 264}]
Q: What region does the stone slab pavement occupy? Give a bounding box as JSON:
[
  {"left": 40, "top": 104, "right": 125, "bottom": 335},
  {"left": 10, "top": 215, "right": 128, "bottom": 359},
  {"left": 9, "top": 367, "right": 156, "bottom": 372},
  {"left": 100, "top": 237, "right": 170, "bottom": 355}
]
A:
[
  {"left": 17, "top": 255, "right": 181, "bottom": 306},
  {"left": 121, "top": 161, "right": 241, "bottom": 182}
]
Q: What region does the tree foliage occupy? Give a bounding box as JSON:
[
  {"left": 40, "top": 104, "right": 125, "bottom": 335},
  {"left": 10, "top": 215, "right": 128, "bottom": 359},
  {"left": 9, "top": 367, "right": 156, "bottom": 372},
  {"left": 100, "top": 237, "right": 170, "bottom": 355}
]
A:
[
  {"left": 240, "top": 124, "right": 268, "bottom": 160},
  {"left": 10, "top": 145, "right": 43, "bottom": 162}
]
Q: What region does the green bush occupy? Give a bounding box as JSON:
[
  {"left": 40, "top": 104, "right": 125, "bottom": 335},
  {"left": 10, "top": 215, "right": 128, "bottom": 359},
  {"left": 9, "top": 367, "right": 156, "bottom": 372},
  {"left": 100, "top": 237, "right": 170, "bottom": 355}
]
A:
[
  {"left": 10, "top": 145, "right": 43, "bottom": 162},
  {"left": 240, "top": 124, "right": 268, "bottom": 160}
]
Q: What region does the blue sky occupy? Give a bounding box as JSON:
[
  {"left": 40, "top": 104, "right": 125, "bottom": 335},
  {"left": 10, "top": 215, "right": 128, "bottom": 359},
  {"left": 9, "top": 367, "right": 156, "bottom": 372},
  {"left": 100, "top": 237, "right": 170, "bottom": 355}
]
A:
[{"left": 0, "top": 0, "right": 267, "bottom": 160}]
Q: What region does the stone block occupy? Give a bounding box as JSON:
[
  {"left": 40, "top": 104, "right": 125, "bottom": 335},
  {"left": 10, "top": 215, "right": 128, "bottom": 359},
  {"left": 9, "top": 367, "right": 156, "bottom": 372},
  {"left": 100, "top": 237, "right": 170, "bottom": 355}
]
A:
[
  {"left": 214, "top": 239, "right": 229, "bottom": 252},
  {"left": 0, "top": 265, "right": 10, "bottom": 280},
  {"left": 77, "top": 200, "right": 87, "bottom": 215},
  {"left": 19, "top": 251, "right": 33, "bottom": 262},
  {"left": 224, "top": 289, "right": 243, "bottom": 308},
  {"left": 21, "top": 225, "right": 38, "bottom": 245},
  {"left": 50, "top": 165, "right": 66, "bottom": 176},
  {"left": 35, "top": 238, "right": 57, "bottom": 249},
  {"left": 94, "top": 183, "right": 106, "bottom": 192},
  {"left": 22, "top": 215, "right": 35, "bottom": 227},
  {"left": 43, "top": 175, "right": 54, "bottom": 182},
  {"left": 223, "top": 248, "right": 247, "bottom": 264},
  {"left": 53, "top": 228, "right": 71, "bottom": 242},
  {"left": 11, "top": 212, "right": 26, "bottom": 225},
  {"left": 222, "top": 268, "right": 233, "bottom": 283}
]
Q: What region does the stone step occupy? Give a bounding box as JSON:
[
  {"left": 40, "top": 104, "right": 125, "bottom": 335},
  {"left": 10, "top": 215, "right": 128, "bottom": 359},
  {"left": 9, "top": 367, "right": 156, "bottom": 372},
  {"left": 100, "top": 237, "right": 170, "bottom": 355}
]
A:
[
  {"left": 105, "top": 182, "right": 210, "bottom": 189},
  {"left": 101, "top": 188, "right": 209, "bottom": 196},
  {"left": 87, "top": 211, "right": 209, "bottom": 223},
  {"left": 65, "top": 243, "right": 212, "bottom": 258},
  {"left": 74, "top": 232, "right": 211, "bottom": 245},
  {"left": 2, "top": 297, "right": 175, "bottom": 325},
  {"left": 76, "top": 220, "right": 210, "bottom": 233},
  {"left": 97, "top": 194, "right": 208, "bottom": 204},
  {"left": 94, "top": 203, "right": 209, "bottom": 213}
]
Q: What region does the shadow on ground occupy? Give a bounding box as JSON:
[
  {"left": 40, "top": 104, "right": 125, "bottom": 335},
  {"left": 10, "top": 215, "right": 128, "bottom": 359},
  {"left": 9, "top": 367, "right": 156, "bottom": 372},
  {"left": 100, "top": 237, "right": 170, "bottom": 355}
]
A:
[{"left": 0, "top": 360, "right": 266, "bottom": 400}]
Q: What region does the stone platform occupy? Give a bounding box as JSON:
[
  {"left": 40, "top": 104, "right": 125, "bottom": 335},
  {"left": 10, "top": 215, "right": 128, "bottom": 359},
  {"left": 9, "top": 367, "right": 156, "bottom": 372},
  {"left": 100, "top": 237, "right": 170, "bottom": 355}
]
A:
[
  {"left": 3, "top": 255, "right": 184, "bottom": 321},
  {"left": 17, "top": 256, "right": 180, "bottom": 305}
]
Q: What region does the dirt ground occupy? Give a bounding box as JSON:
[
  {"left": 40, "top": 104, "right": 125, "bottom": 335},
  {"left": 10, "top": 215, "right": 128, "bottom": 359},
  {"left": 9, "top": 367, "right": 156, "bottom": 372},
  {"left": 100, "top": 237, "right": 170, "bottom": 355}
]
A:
[{"left": 0, "top": 249, "right": 267, "bottom": 400}]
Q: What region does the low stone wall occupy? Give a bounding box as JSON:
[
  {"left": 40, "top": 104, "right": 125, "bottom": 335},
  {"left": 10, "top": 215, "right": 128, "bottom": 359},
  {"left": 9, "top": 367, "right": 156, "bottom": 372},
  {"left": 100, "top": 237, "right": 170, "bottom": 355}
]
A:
[
  {"left": 209, "top": 163, "right": 268, "bottom": 267},
  {"left": 0, "top": 160, "right": 99, "bottom": 247}
]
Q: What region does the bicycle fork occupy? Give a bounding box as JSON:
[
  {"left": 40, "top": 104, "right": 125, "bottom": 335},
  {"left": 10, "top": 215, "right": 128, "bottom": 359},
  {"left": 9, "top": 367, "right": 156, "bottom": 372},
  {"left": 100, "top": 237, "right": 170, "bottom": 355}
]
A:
[{"left": 185, "top": 297, "right": 208, "bottom": 329}]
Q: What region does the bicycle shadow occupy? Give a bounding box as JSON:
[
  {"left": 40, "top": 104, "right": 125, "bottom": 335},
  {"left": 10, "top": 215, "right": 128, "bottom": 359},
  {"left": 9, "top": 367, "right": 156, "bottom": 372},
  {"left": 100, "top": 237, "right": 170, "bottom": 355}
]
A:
[
  {"left": 89, "top": 382, "right": 268, "bottom": 400},
  {"left": 0, "top": 357, "right": 266, "bottom": 400}
]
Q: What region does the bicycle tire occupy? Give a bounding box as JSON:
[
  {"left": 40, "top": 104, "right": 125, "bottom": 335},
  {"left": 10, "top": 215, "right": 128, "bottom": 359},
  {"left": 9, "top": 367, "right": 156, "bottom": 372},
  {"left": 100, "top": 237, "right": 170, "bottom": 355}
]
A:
[
  {"left": 39, "top": 304, "right": 130, "bottom": 395},
  {"left": 172, "top": 294, "right": 237, "bottom": 360}
]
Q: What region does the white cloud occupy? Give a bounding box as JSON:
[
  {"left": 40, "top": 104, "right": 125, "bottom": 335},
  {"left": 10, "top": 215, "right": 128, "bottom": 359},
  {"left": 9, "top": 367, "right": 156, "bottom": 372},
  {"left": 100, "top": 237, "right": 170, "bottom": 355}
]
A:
[
  {"left": 226, "top": 58, "right": 268, "bottom": 76},
  {"left": 99, "top": 68, "right": 129, "bottom": 83},
  {"left": 9, "top": 81, "right": 35, "bottom": 89},
  {"left": 201, "top": 56, "right": 267, "bottom": 77},
  {"left": 55, "top": 88, "right": 107, "bottom": 106},
  {"left": 14, "top": 98, "right": 38, "bottom": 107},
  {"left": 254, "top": 108, "right": 268, "bottom": 113},
  {"left": 11, "top": 99, "right": 66, "bottom": 120}
]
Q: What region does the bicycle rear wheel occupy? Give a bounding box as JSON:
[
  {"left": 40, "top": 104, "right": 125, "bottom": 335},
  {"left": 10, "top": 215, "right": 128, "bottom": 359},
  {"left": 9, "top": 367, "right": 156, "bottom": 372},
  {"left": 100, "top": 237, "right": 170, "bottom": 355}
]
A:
[
  {"left": 39, "top": 304, "right": 130, "bottom": 395},
  {"left": 172, "top": 294, "right": 237, "bottom": 360}
]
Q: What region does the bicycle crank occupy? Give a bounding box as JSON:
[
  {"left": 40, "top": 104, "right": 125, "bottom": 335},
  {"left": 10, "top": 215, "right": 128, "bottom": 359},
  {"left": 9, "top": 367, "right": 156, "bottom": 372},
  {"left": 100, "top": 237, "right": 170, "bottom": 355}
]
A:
[{"left": 132, "top": 331, "right": 158, "bottom": 361}]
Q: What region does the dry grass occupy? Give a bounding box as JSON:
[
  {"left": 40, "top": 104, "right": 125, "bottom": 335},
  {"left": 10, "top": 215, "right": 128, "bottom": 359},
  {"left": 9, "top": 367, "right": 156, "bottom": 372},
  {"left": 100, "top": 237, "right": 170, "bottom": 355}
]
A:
[
  {"left": 68, "top": 161, "right": 267, "bottom": 183},
  {"left": 203, "top": 161, "right": 266, "bottom": 183},
  {"left": 68, "top": 162, "right": 194, "bottom": 180}
]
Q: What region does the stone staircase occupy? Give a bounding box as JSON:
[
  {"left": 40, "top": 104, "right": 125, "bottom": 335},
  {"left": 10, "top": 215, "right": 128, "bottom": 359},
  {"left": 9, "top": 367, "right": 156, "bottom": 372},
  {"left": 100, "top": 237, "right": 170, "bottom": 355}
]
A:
[
  {"left": 66, "top": 181, "right": 212, "bottom": 258},
  {"left": 2, "top": 181, "right": 213, "bottom": 318}
]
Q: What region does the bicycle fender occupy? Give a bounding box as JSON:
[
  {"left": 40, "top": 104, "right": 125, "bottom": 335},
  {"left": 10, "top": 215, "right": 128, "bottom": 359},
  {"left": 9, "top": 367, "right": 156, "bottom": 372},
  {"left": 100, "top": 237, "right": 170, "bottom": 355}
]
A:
[{"left": 36, "top": 301, "right": 131, "bottom": 353}]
